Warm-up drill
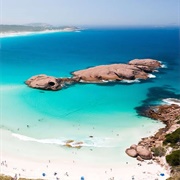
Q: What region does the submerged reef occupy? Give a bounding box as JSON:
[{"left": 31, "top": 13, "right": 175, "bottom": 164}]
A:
[{"left": 25, "top": 59, "right": 161, "bottom": 90}]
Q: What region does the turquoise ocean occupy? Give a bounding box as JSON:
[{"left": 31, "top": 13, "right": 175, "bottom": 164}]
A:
[{"left": 0, "top": 28, "right": 180, "bottom": 165}]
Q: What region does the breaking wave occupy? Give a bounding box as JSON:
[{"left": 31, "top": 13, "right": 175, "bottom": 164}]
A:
[
  {"left": 121, "top": 79, "right": 140, "bottom": 83},
  {"left": 162, "top": 98, "right": 180, "bottom": 106},
  {"left": 12, "top": 133, "right": 118, "bottom": 148},
  {"left": 148, "top": 74, "right": 156, "bottom": 78}
]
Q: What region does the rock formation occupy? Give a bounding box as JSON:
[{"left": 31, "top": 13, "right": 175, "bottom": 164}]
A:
[
  {"left": 72, "top": 64, "right": 148, "bottom": 82},
  {"left": 64, "top": 140, "right": 83, "bottom": 149},
  {"left": 126, "top": 145, "right": 152, "bottom": 160},
  {"left": 26, "top": 59, "right": 161, "bottom": 90},
  {"left": 72, "top": 59, "right": 161, "bottom": 82},
  {"left": 145, "top": 104, "right": 180, "bottom": 124},
  {"left": 25, "top": 59, "right": 162, "bottom": 90},
  {"left": 126, "top": 103, "right": 180, "bottom": 163},
  {"left": 25, "top": 74, "right": 77, "bottom": 90},
  {"left": 128, "top": 59, "right": 161, "bottom": 72},
  {"left": 25, "top": 74, "right": 62, "bottom": 90},
  {"left": 136, "top": 145, "right": 152, "bottom": 160},
  {"left": 125, "top": 148, "right": 138, "bottom": 158}
]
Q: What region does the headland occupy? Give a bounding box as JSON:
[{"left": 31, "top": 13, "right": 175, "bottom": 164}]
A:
[{"left": 0, "top": 24, "right": 79, "bottom": 38}]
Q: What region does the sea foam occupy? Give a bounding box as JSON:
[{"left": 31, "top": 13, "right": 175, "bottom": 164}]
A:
[
  {"left": 148, "top": 74, "right": 156, "bottom": 78},
  {"left": 162, "top": 98, "right": 180, "bottom": 106},
  {"left": 121, "top": 79, "right": 140, "bottom": 83},
  {"left": 12, "top": 133, "right": 117, "bottom": 148}
]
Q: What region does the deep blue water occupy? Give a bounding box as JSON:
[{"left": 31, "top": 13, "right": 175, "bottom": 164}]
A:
[{"left": 1, "top": 28, "right": 179, "bottom": 85}]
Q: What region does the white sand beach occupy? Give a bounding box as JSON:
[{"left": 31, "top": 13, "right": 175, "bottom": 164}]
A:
[
  {"left": 0, "top": 28, "right": 78, "bottom": 38},
  {"left": 0, "top": 129, "right": 170, "bottom": 180},
  {"left": 1, "top": 153, "right": 170, "bottom": 180}
]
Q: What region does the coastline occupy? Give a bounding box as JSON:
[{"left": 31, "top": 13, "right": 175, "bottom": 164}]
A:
[
  {"left": 1, "top": 141, "right": 169, "bottom": 180},
  {"left": 0, "top": 28, "right": 79, "bottom": 38},
  {"left": 125, "top": 100, "right": 180, "bottom": 180}
]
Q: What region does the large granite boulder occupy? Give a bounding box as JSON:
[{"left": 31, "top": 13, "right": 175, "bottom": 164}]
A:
[
  {"left": 126, "top": 144, "right": 152, "bottom": 160},
  {"left": 125, "top": 148, "right": 138, "bottom": 157},
  {"left": 136, "top": 145, "right": 152, "bottom": 160},
  {"left": 25, "top": 74, "right": 62, "bottom": 90},
  {"left": 128, "top": 59, "right": 161, "bottom": 72},
  {"left": 72, "top": 64, "right": 149, "bottom": 82}
]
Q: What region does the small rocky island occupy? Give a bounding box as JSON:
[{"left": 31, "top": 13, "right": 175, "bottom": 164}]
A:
[{"left": 25, "top": 59, "right": 161, "bottom": 90}]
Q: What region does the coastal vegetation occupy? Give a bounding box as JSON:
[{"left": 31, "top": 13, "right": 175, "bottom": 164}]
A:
[
  {"left": 164, "top": 128, "right": 180, "bottom": 179},
  {"left": 166, "top": 150, "right": 180, "bottom": 167},
  {"left": 151, "top": 146, "right": 166, "bottom": 157},
  {"left": 163, "top": 128, "right": 180, "bottom": 147}
]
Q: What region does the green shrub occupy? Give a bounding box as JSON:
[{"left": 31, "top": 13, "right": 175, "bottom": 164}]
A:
[
  {"left": 163, "top": 128, "right": 180, "bottom": 146},
  {"left": 151, "top": 146, "right": 166, "bottom": 157},
  {"left": 177, "top": 120, "right": 180, "bottom": 124},
  {"left": 166, "top": 150, "right": 180, "bottom": 166}
]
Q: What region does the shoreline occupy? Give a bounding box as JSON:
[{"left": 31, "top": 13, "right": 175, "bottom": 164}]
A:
[
  {"left": 1, "top": 80, "right": 177, "bottom": 179},
  {"left": 0, "top": 119, "right": 170, "bottom": 180},
  {"left": 126, "top": 101, "right": 180, "bottom": 179},
  {"left": 1, "top": 147, "right": 170, "bottom": 180},
  {"left": 0, "top": 29, "right": 79, "bottom": 38}
]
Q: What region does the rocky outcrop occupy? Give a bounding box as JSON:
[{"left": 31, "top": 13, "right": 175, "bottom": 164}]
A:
[
  {"left": 136, "top": 145, "right": 152, "bottom": 160},
  {"left": 125, "top": 148, "right": 138, "bottom": 158},
  {"left": 25, "top": 74, "right": 77, "bottom": 90},
  {"left": 25, "top": 74, "right": 62, "bottom": 90},
  {"left": 64, "top": 140, "right": 83, "bottom": 149},
  {"left": 126, "top": 145, "right": 152, "bottom": 160},
  {"left": 126, "top": 104, "right": 180, "bottom": 163},
  {"left": 72, "top": 64, "right": 149, "bottom": 82},
  {"left": 72, "top": 59, "right": 161, "bottom": 83},
  {"left": 145, "top": 104, "right": 180, "bottom": 124},
  {"left": 25, "top": 59, "right": 162, "bottom": 90},
  {"left": 128, "top": 59, "right": 161, "bottom": 72}
]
